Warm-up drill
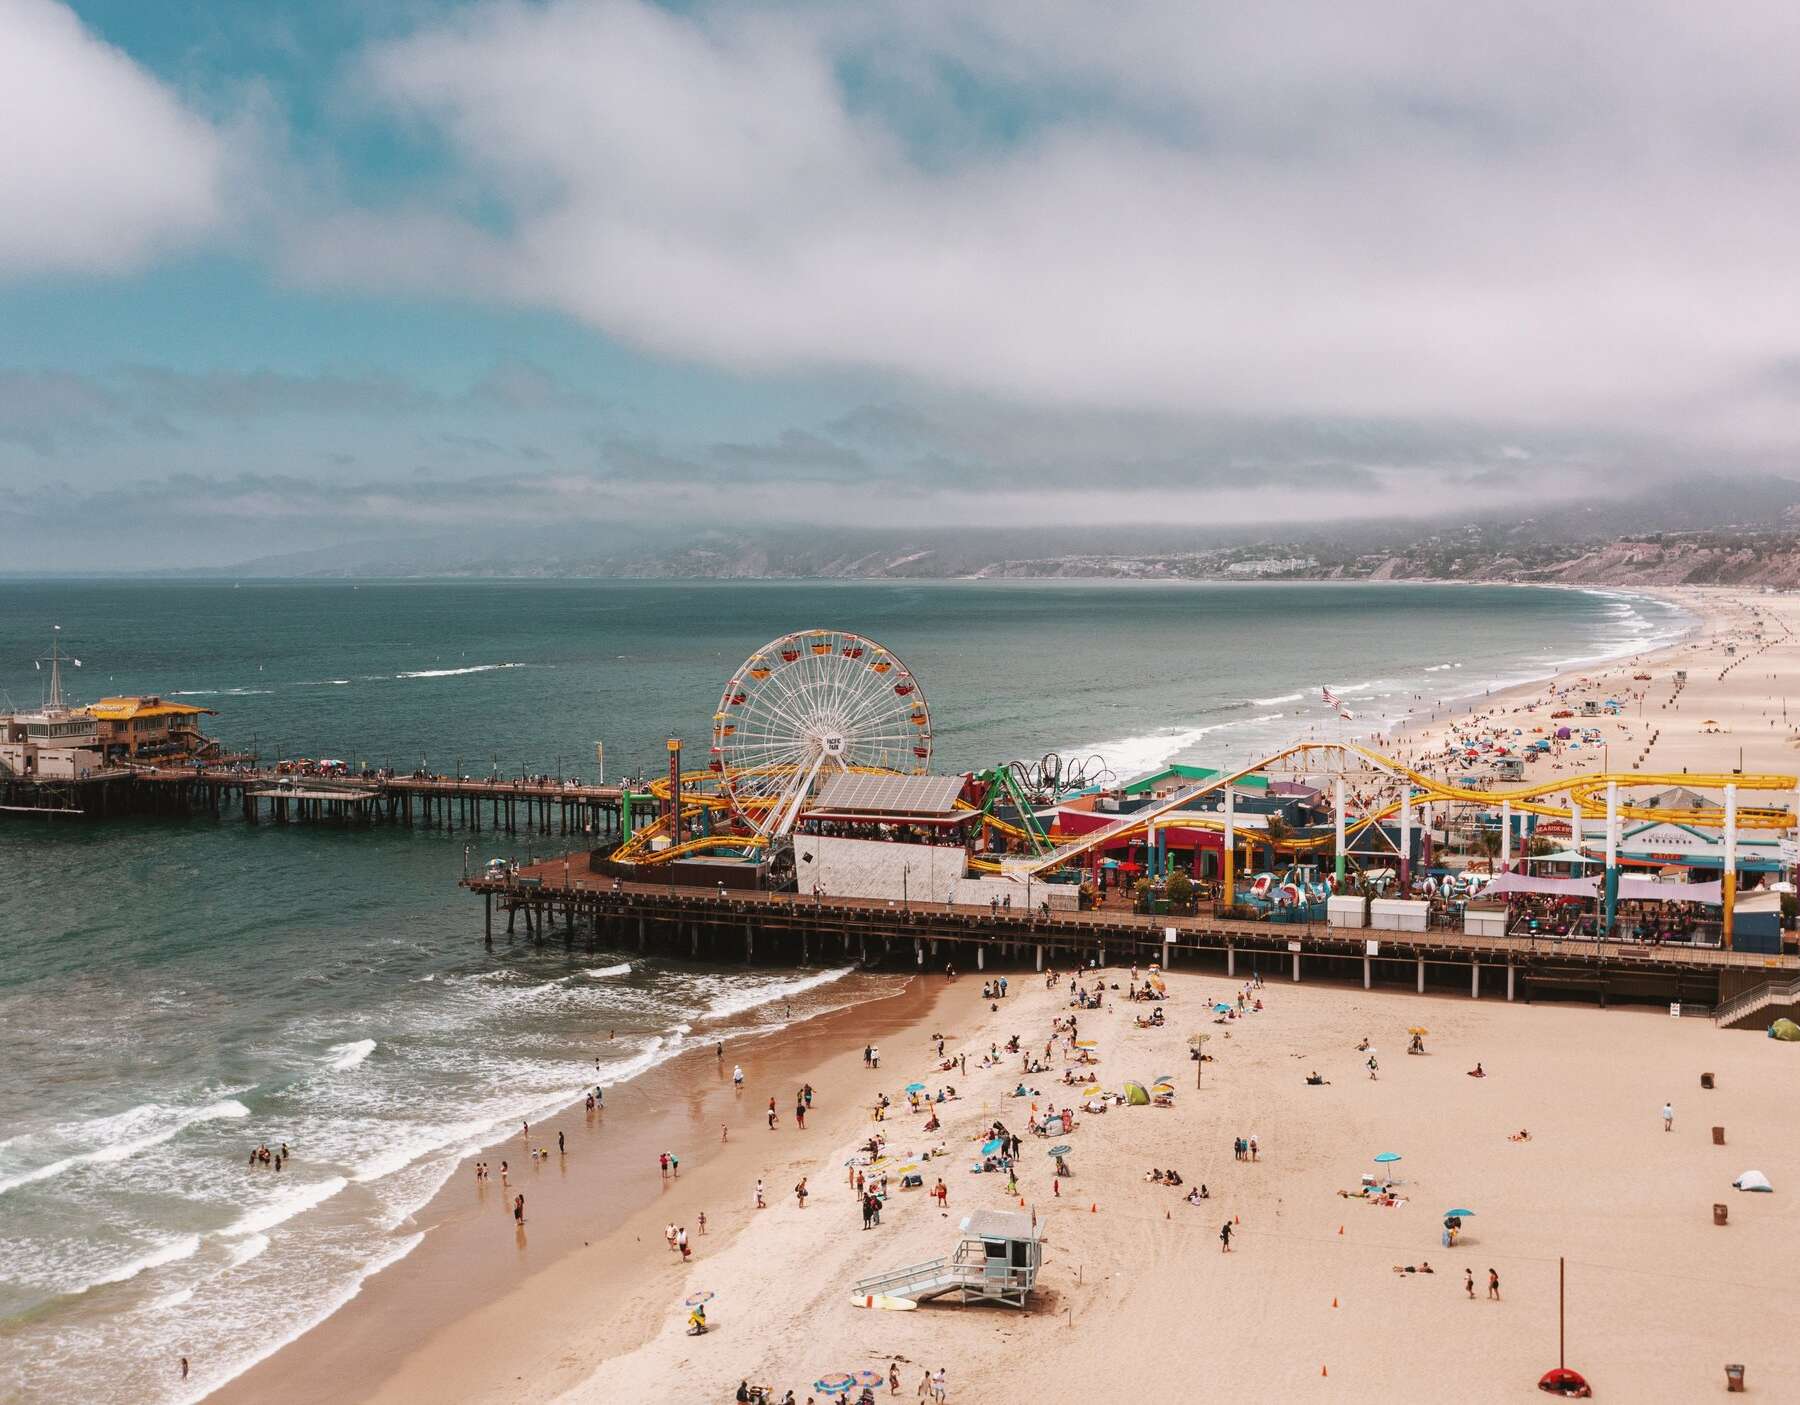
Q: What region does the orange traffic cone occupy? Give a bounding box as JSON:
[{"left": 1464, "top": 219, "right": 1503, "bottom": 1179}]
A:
[
  {"left": 1234, "top": 1214, "right": 1240, "bottom": 1225},
  {"left": 1337, "top": 1224, "right": 1344, "bottom": 1235},
  {"left": 1331, "top": 1297, "right": 1339, "bottom": 1308},
  {"left": 1019, "top": 1197, "right": 1025, "bottom": 1207},
  {"left": 1090, "top": 1202, "right": 1097, "bottom": 1213},
  {"left": 1321, "top": 1366, "right": 1328, "bottom": 1377}
]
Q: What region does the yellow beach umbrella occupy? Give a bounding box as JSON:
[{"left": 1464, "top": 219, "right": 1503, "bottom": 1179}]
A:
[
  {"left": 1407, "top": 1026, "right": 1429, "bottom": 1036},
  {"left": 1074, "top": 1039, "right": 1098, "bottom": 1049}
]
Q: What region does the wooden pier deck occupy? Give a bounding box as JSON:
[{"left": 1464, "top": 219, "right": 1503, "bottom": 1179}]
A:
[
  {"left": 0, "top": 764, "right": 627, "bottom": 835},
  {"left": 466, "top": 854, "right": 1796, "bottom": 1012}
]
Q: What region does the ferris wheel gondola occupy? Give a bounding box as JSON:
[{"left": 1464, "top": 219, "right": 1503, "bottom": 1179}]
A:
[{"left": 712, "top": 629, "right": 931, "bottom": 841}]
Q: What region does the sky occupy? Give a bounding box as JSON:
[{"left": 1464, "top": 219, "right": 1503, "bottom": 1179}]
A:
[{"left": 4, "top": 0, "right": 1800, "bottom": 569}]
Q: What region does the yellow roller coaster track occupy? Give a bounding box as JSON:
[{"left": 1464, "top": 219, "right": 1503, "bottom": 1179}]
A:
[{"left": 610, "top": 742, "right": 1799, "bottom": 869}]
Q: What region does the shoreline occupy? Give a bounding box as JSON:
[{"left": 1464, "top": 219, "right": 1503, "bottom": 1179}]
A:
[{"left": 208, "top": 971, "right": 983, "bottom": 1405}]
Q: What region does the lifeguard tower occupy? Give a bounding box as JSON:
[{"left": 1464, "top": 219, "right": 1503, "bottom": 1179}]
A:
[{"left": 851, "top": 1209, "right": 1043, "bottom": 1308}]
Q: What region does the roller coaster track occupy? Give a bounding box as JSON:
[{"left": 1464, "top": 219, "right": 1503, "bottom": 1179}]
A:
[{"left": 610, "top": 742, "right": 1798, "bottom": 872}]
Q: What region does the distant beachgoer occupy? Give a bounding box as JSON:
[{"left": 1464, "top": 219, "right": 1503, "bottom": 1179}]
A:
[
  {"left": 1219, "top": 1221, "right": 1232, "bottom": 1253},
  {"left": 717, "top": 1042, "right": 724, "bottom": 1061},
  {"left": 558, "top": 1131, "right": 565, "bottom": 1155},
  {"left": 889, "top": 1361, "right": 901, "bottom": 1395},
  {"left": 671, "top": 1153, "right": 680, "bottom": 1177},
  {"left": 1488, "top": 1267, "right": 1500, "bottom": 1300},
  {"left": 755, "top": 1179, "right": 765, "bottom": 1208},
  {"left": 917, "top": 1370, "right": 931, "bottom": 1401},
  {"left": 768, "top": 1108, "right": 778, "bottom": 1131},
  {"left": 1662, "top": 1101, "right": 1673, "bottom": 1131},
  {"left": 522, "top": 1120, "right": 530, "bottom": 1140},
  {"left": 500, "top": 1160, "right": 509, "bottom": 1182},
  {"left": 721, "top": 1124, "right": 728, "bottom": 1142},
  {"left": 513, "top": 1194, "right": 524, "bottom": 1225},
  {"left": 660, "top": 1151, "right": 670, "bottom": 1179},
  {"left": 733, "top": 1065, "right": 745, "bottom": 1089},
  {"left": 677, "top": 1226, "right": 690, "bottom": 1260},
  {"left": 931, "top": 1368, "right": 946, "bottom": 1403},
  {"left": 1465, "top": 1268, "right": 1475, "bottom": 1298},
  {"left": 180, "top": 1357, "right": 189, "bottom": 1380},
  {"left": 795, "top": 1176, "right": 808, "bottom": 1208},
  {"left": 795, "top": 1101, "right": 806, "bottom": 1128}
]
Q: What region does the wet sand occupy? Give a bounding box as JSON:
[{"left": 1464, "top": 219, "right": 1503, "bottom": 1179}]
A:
[{"left": 212, "top": 972, "right": 989, "bottom": 1404}]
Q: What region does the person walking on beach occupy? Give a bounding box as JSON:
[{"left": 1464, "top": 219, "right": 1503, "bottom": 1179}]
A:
[
  {"left": 660, "top": 1151, "right": 669, "bottom": 1179},
  {"left": 795, "top": 1099, "right": 806, "bottom": 1129},
  {"left": 1219, "top": 1220, "right": 1232, "bottom": 1253},
  {"left": 671, "top": 1152, "right": 680, "bottom": 1177},
  {"left": 733, "top": 1064, "right": 744, "bottom": 1090},
  {"left": 557, "top": 1130, "right": 565, "bottom": 1156},
  {"left": 768, "top": 1106, "right": 778, "bottom": 1131},
  {"left": 1662, "top": 1101, "right": 1674, "bottom": 1132},
  {"left": 677, "top": 1226, "right": 690, "bottom": 1260},
  {"left": 933, "top": 1178, "right": 948, "bottom": 1210},
  {"left": 917, "top": 1369, "right": 931, "bottom": 1401},
  {"left": 513, "top": 1193, "right": 525, "bottom": 1225},
  {"left": 889, "top": 1361, "right": 901, "bottom": 1395},
  {"left": 1487, "top": 1267, "right": 1500, "bottom": 1300},
  {"left": 1465, "top": 1268, "right": 1475, "bottom": 1298},
  {"left": 931, "top": 1367, "right": 947, "bottom": 1403},
  {"left": 755, "top": 1179, "right": 765, "bottom": 1209},
  {"left": 794, "top": 1176, "right": 809, "bottom": 1208}
]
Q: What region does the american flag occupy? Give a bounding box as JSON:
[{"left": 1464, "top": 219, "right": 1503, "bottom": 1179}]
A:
[{"left": 1321, "top": 685, "right": 1339, "bottom": 707}]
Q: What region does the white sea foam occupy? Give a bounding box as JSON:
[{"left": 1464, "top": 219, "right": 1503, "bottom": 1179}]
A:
[
  {"left": 1249, "top": 691, "right": 1304, "bottom": 705},
  {"left": 325, "top": 1039, "right": 376, "bottom": 1071},
  {"left": 393, "top": 663, "right": 525, "bottom": 679},
  {"left": 295, "top": 679, "right": 351, "bottom": 686},
  {"left": 77, "top": 1234, "right": 202, "bottom": 1293},
  {"left": 224, "top": 1233, "right": 270, "bottom": 1269},
  {"left": 142, "top": 1287, "right": 194, "bottom": 1312},
  {"left": 583, "top": 962, "right": 632, "bottom": 979},
  {"left": 0, "top": 1098, "right": 250, "bottom": 1197},
  {"left": 223, "top": 1177, "right": 348, "bottom": 1237},
  {"left": 698, "top": 966, "right": 857, "bottom": 1024},
  {"left": 1071, "top": 713, "right": 1291, "bottom": 783},
  {"left": 1424, "top": 663, "right": 1454, "bottom": 672}
]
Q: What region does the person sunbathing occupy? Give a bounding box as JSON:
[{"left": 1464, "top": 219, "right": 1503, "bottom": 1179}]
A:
[
  {"left": 1147, "top": 1168, "right": 1164, "bottom": 1183},
  {"left": 1390, "top": 1261, "right": 1435, "bottom": 1274},
  {"left": 1467, "top": 1063, "right": 1486, "bottom": 1078},
  {"left": 1356, "top": 1038, "right": 1371, "bottom": 1051},
  {"left": 1508, "top": 1128, "right": 1531, "bottom": 1141},
  {"left": 1305, "top": 1072, "right": 1330, "bottom": 1085}
]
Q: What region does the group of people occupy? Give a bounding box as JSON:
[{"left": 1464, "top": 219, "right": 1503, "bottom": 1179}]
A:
[{"left": 245, "top": 1142, "right": 289, "bottom": 1172}]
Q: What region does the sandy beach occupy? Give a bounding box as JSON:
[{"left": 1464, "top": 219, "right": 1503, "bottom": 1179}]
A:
[{"left": 214, "top": 585, "right": 1800, "bottom": 1404}]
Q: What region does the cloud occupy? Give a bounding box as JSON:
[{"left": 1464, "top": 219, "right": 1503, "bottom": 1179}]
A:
[
  {"left": 0, "top": 0, "right": 231, "bottom": 275},
  {"left": 298, "top": 0, "right": 1800, "bottom": 450}
]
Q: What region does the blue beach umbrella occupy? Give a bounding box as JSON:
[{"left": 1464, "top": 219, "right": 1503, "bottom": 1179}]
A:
[
  {"left": 814, "top": 1376, "right": 855, "bottom": 1396},
  {"left": 1213, "top": 1002, "right": 1232, "bottom": 1013},
  {"left": 683, "top": 1291, "right": 715, "bottom": 1307},
  {"left": 1046, "top": 1144, "right": 1073, "bottom": 1157},
  {"left": 1444, "top": 1208, "right": 1476, "bottom": 1218},
  {"left": 1374, "top": 1153, "right": 1402, "bottom": 1164},
  {"left": 855, "top": 1371, "right": 885, "bottom": 1387},
  {"left": 980, "top": 1138, "right": 1005, "bottom": 1156},
  {"left": 905, "top": 1082, "right": 927, "bottom": 1093}
]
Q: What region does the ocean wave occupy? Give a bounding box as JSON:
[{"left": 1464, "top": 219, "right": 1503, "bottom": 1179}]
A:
[
  {"left": 295, "top": 679, "right": 351, "bottom": 686},
  {"left": 698, "top": 966, "right": 856, "bottom": 1024},
  {"left": 225, "top": 1233, "right": 271, "bottom": 1269},
  {"left": 393, "top": 663, "right": 525, "bottom": 679},
  {"left": 1424, "top": 663, "right": 1454, "bottom": 672},
  {"left": 77, "top": 1234, "right": 202, "bottom": 1293},
  {"left": 223, "top": 1177, "right": 348, "bottom": 1237},
  {"left": 1070, "top": 713, "right": 1291, "bottom": 783},
  {"left": 583, "top": 962, "right": 632, "bottom": 979},
  {"left": 1249, "top": 691, "right": 1303, "bottom": 705},
  {"left": 142, "top": 1287, "right": 194, "bottom": 1312},
  {"left": 1325, "top": 680, "right": 1381, "bottom": 695},
  {"left": 0, "top": 1098, "right": 251, "bottom": 1198},
  {"left": 325, "top": 1039, "right": 377, "bottom": 1072}
]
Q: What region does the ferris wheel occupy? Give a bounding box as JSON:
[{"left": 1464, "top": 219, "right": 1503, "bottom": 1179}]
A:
[{"left": 711, "top": 629, "right": 932, "bottom": 840}]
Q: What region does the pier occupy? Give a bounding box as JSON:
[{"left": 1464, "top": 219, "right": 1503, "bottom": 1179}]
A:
[
  {"left": 465, "top": 852, "right": 1796, "bottom": 1015},
  {"left": 0, "top": 764, "right": 627, "bottom": 836}
]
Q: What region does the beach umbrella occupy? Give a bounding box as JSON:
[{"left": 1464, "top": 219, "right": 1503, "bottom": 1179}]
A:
[
  {"left": 1213, "top": 1002, "right": 1232, "bottom": 1013},
  {"left": 683, "top": 1291, "right": 715, "bottom": 1306},
  {"left": 1153, "top": 1073, "right": 1175, "bottom": 1084},
  {"left": 981, "top": 1138, "right": 1005, "bottom": 1155},
  {"left": 1444, "top": 1208, "right": 1476, "bottom": 1218},
  {"left": 814, "top": 1376, "right": 855, "bottom": 1396},
  {"left": 1407, "top": 1026, "right": 1429, "bottom": 1035},
  {"left": 904, "top": 1082, "right": 926, "bottom": 1093},
  {"left": 1374, "top": 1153, "right": 1402, "bottom": 1164},
  {"left": 855, "top": 1370, "right": 885, "bottom": 1387},
  {"left": 1074, "top": 1039, "right": 1098, "bottom": 1049},
  {"left": 1047, "top": 1145, "right": 1073, "bottom": 1157}
]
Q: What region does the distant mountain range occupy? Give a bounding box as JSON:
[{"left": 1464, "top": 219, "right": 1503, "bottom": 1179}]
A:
[{"left": 70, "top": 473, "right": 1800, "bottom": 588}]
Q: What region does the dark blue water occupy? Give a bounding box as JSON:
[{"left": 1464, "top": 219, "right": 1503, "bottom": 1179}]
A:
[{"left": 0, "top": 579, "right": 1688, "bottom": 1401}]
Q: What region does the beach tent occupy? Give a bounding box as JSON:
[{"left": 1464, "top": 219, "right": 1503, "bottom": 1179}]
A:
[
  {"left": 1122, "top": 1081, "right": 1150, "bottom": 1106},
  {"left": 1769, "top": 1018, "right": 1800, "bottom": 1041},
  {"left": 1733, "top": 1170, "right": 1773, "bottom": 1192}
]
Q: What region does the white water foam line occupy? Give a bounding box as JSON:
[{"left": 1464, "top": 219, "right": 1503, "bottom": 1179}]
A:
[
  {"left": 325, "top": 1039, "right": 377, "bottom": 1072},
  {"left": 74, "top": 1233, "right": 202, "bottom": 1294},
  {"left": 393, "top": 663, "right": 526, "bottom": 679},
  {"left": 222, "top": 1177, "right": 349, "bottom": 1238},
  {"left": 0, "top": 1099, "right": 251, "bottom": 1198}
]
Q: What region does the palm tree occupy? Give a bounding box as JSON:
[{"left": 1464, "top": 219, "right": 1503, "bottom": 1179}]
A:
[
  {"left": 1474, "top": 827, "right": 1501, "bottom": 871},
  {"left": 1262, "top": 812, "right": 1292, "bottom": 869}
]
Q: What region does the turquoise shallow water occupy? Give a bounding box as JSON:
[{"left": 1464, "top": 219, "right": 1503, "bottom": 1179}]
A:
[{"left": 0, "top": 579, "right": 1687, "bottom": 1400}]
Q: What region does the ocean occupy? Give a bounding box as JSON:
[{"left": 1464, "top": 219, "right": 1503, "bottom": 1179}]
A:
[{"left": 0, "top": 579, "right": 1689, "bottom": 1400}]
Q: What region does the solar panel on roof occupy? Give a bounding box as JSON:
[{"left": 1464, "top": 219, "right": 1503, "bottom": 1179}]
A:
[{"left": 812, "top": 772, "right": 963, "bottom": 815}]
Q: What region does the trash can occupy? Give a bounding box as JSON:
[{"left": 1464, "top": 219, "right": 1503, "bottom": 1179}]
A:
[
  {"left": 1701, "top": 1071, "right": 1715, "bottom": 1089},
  {"left": 1725, "top": 1362, "right": 1745, "bottom": 1391},
  {"left": 1713, "top": 1125, "right": 1726, "bottom": 1145},
  {"left": 1714, "top": 1203, "right": 1729, "bottom": 1226}
]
